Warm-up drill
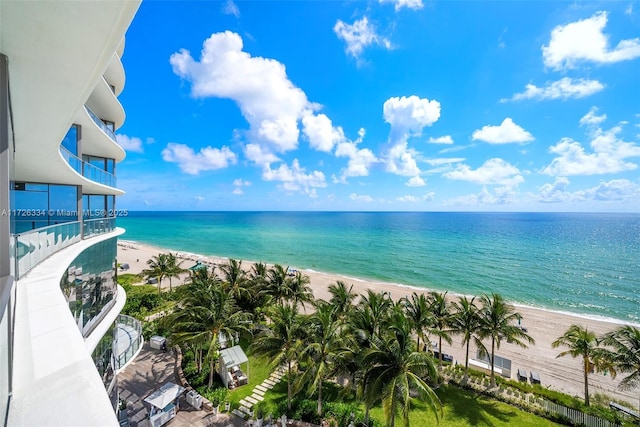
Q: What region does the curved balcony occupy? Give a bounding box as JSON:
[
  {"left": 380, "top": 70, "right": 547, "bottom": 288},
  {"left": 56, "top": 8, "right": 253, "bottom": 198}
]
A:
[
  {"left": 85, "top": 105, "right": 116, "bottom": 142},
  {"left": 60, "top": 146, "right": 117, "bottom": 188},
  {"left": 13, "top": 218, "right": 117, "bottom": 279},
  {"left": 114, "top": 314, "right": 143, "bottom": 372},
  {"left": 86, "top": 76, "right": 125, "bottom": 129},
  {"left": 103, "top": 53, "right": 125, "bottom": 96}
]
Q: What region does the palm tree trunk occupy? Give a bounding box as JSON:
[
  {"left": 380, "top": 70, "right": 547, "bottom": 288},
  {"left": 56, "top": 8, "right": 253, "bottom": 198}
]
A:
[
  {"left": 583, "top": 357, "right": 590, "bottom": 406},
  {"left": 463, "top": 340, "right": 470, "bottom": 385},
  {"left": 490, "top": 338, "right": 496, "bottom": 388},
  {"left": 208, "top": 357, "right": 215, "bottom": 388},
  {"left": 169, "top": 277, "right": 172, "bottom": 292},
  {"left": 287, "top": 360, "right": 292, "bottom": 410},
  {"left": 317, "top": 382, "right": 323, "bottom": 416},
  {"left": 438, "top": 336, "right": 443, "bottom": 370}
]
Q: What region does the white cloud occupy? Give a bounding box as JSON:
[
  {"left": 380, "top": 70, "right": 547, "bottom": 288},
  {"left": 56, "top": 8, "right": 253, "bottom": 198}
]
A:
[
  {"left": 221, "top": 0, "right": 240, "bottom": 17},
  {"left": 428, "top": 135, "right": 454, "bottom": 144},
  {"left": 162, "top": 143, "right": 237, "bottom": 175},
  {"left": 542, "top": 126, "right": 640, "bottom": 176},
  {"left": 243, "top": 143, "right": 281, "bottom": 167},
  {"left": 425, "top": 157, "right": 466, "bottom": 166},
  {"left": 262, "top": 159, "right": 326, "bottom": 197},
  {"left": 507, "top": 78, "right": 604, "bottom": 101},
  {"left": 170, "top": 31, "right": 311, "bottom": 155},
  {"left": 447, "top": 186, "right": 519, "bottom": 206},
  {"left": 579, "top": 106, "right": 607, "bottom": 127},
  {"left": 578, "top": 179, "right": 640, "bottom": 201},
  {"left": 379, "top": 0, "right": 424, "bottom": 11},
  {"left": 232, "top": 188, "right": 244, "bottom": 195},
  {"left": 116, "top": 134, "right": 144, "bottom": 153},
  {"left": 537, "top": 177, "right": 640, "bottom": 203},
  {"left": 233, "top": 179, "right": 251, "bottom": 187},
  {"left": 301, "top": 113, "right": 346, "bottom": 152},
  {"left": 444, "top": 158, "right": 525, "bottom": 187},
  {"left": 334, "top": 131, "right": 379, "bottom": 183},
  {"left": 542, "top": 11, "right": 640, "bottom": 70},
  {"left": 383, "top": 95, "right": 441, "bottom": 142},
  {"left": 385, "top": 142, "right": 421, "bottom": 176},
  {"left": 538, "top": 177, "right": 572, "bottom": 202},
  {"left": 406, "top": 176, "right": 425, "bottom": 187},
  {"left": 472, "top": 118, "right": 534, "bottom": 144},
  {"left": 334, "top": 17, "right": 392, "bottom": 61},
  {"left": 349, "top": 193, "right": 374, "bottom": 203}
]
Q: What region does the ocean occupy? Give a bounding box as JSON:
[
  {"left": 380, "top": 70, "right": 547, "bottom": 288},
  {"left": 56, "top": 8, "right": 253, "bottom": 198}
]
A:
[{"left": 117, "top": 211, "right": 640, "bottom": 324}]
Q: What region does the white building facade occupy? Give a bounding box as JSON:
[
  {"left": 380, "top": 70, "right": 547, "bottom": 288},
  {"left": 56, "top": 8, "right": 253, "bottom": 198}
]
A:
[{"left": 1, "top": 1, "right": 141, "bottom": 425}]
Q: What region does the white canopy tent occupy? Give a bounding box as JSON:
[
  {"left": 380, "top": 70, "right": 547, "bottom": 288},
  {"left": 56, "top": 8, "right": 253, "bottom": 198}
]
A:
[{"left": 218, "top": 345, "right": 249, "bottom": 388}]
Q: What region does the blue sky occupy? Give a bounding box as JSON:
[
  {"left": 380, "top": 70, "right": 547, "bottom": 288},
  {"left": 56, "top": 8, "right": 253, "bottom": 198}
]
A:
[{"left": 116, "top": 0, "right": 640, "bottom": 212}]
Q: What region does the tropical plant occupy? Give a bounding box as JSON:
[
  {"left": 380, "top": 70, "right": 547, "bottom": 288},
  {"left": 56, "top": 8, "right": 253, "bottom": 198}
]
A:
[
  {"left": 401, "top": 292, "right": 431, "bottom": 352},
  {"left": 143, "top": 253, "right": 170, "bottom": 293},
  {"left": 427, "top": 291, "right": 453, "bottom": 370},
  {"left": 362, "top": 303, "right": 442, "bottom": 427},
  {"left": 219, "top": 258, "right": 251, "bottom": 301},
  {"left": 169, "top": 279, "right": 252, "bottom": 387},
  {"left": 450, "top": 295, "right": 483, "bottom": 385},
  {"left": 478, "top": 293, "right": 534, "bottom": 388},
  {"left": 165, "top": 252, "right": 186, "bottom": 292},
  {"left": 287, "top": 270, "right": 315, "bottom": 309},
  {"left": 328, "top": 280, "right": 357, "bottom": 319},
  {"left": 599, "top": 325, "right": 640, "bottom": 392},
  {"left": 552, "top": 324, "right": 609, "bottom": 406},
  {"left": 297, "top": 300, "right": 347, "bottom": 416},
  {"left": 251, "top": 303, "right": 305, "bottom": 410}
]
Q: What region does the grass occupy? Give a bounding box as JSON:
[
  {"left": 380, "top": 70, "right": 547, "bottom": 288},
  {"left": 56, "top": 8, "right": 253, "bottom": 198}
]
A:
[
  {"left": 254, "top": 381, "right": 562, "bottom": 426},
  {"left": 367, "top": 384, "right": 562, "bottom": 427},
  {"left": 225, "top": 339, "right": 280, "bottom": 411}
]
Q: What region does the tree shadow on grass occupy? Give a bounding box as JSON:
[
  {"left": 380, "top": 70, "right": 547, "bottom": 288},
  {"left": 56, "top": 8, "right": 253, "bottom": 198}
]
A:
[{"left": 439, "top": 385, "right": 518, "bottom": 427}]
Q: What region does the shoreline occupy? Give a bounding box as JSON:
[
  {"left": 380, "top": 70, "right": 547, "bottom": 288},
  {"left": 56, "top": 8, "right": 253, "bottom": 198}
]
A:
[
  {"left": 118, "top": 239, "right": 636, "bottom": 328},
  {"left": 117, "top": 238, "right": 638, "bottom": 406}
]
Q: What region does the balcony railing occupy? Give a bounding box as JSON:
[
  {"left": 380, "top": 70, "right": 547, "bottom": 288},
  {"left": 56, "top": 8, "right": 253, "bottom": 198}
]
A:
[
  {"left": 85, "top": 104, "right": 116, "bottom": 142},
  {"left": 60, "top": 146, "right": 117, "bottom": 188},
  {"left": 13, "top": 218, "right": 116, "bottom": 279},
  {"left": 113, "top": 314, "right": 143, "bottom": 371}
]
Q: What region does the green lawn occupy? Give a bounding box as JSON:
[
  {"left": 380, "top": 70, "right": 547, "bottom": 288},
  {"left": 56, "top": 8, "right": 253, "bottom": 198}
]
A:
[{"left": 254, "top": 381, "right": 561, "bottom": 426}]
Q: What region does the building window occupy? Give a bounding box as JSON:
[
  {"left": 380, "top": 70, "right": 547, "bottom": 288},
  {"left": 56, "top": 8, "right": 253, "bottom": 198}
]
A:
[
  {"left": 11, "top": 183, "right": 78, "bottom": 233},
  {"left": 61, "top": 238, "right": 117, "bottom": 337},
  {"left": 61, "top": 125, "right": 79, "bottom": 156}
]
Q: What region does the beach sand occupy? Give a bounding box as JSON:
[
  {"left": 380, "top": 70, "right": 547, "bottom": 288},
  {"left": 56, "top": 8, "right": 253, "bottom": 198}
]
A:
[{"left": 117, "top": 240, "right": 638, "bottom": 407}]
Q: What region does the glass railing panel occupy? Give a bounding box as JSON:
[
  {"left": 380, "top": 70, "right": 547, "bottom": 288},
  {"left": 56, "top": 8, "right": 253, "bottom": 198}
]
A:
[
  {"left": 113, "top": 314, "right": 143, "bottom": 371},
  {"left": 83, "top": 217, "right": 116, "bottom": 238},
  {"left": 59, "top": 147, "right": 117, "bottom": 188},
  {"left": 13, "top": 221, "right": 81, "bottom": 279},
  {"left": 84, "top": 105, "right": 116, "bottom": 142}
]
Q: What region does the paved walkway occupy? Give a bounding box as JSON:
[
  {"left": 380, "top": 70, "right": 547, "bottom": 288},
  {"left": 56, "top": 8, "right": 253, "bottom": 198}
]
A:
[{"left": 118, "top": 343, "right": 245, "bottom": 427}]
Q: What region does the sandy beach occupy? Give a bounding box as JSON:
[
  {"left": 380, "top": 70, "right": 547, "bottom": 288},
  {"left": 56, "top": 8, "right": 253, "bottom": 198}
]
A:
[{"left": 117, "top": 239, "right": 638, "bottom": 407}]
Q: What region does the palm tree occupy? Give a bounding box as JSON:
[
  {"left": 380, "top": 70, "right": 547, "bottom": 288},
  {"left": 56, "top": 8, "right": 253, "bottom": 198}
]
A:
[
  {"left": 143, "top": 253, "right": 170, "bottom": 293},
  {"left": 251, "top": 303, "right": 305, "bottom": 410},
  {"left": 264, "top": 264, "right": 290, "bottom": 304},
  {"left": 328, "top": 280, "right": 356, "bottom": 319},
  {"left": 358, "top": 290, "right": 393, "bottom": 338},
  {"left": 600, "top": 326, "right": 640, "bottom": 393},
  {"left": 363, "top": 304, "right": 442, "bottom": 427},
  {"left": 297, "top": 301, "right": 346, "bottom": 416},
  {"left": 287, "top": 270, "right": 315, "bottom": 309},
  {"left": 428, "top": 291, "right": 453, "bottom": 370},
  {"left": 219, "top": 259, "right": 251, "bottom": 301},
  {"left": 479, "top": 293, "right": 534, "bottom": 388},
  {"left": 552, "top": 324, "right": 606, "bottom": 406},
  {"left": 169, "top": 279, "right": 252, "bottom": 387},
  {"left": 450, "top": 296, "right": 483, "bottom": 385},
  {"left": 166, "top": 252, "right": 186, "bottom": 292},
  {"left": 401, "top": 292, "right": 431, "bottom": 352}
]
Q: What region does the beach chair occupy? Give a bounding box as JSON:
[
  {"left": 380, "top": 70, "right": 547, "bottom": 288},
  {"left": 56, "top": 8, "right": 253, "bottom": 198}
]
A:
[
  {"left": 517, "top": 368, "right": 527, "bottom": 382},
  {"left": 530, "top": 371, "right": 541, "bottom": 384}
]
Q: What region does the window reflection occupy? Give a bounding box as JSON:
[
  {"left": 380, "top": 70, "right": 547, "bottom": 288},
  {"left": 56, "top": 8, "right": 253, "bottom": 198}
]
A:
[{"left": 61, "top": 238, "right": 117, "bottom": 337}]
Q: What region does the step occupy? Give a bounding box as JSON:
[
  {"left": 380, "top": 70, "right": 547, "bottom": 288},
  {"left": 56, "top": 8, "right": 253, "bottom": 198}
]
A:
[
  {"left": 232, "top": 409, "right": 245, "bottom": 418},
  {"left": 254, "top": 385, "right": 268, "bottom": 393},
  {"left": 251, "top": 393, "right": 265, "bottom": 402},
  {"left": 269, "top": 374, "right": 282, "bottom": 382},
  {"left": 239, "top": 400, "right": 253, "bottom": 409},
  {"left": 261, "top": 382, "right": 274, "bottom": 390},
  {"left": 239, "top": 405, "right": 252, "bottom": 416},
  {"left": 245, "top": 396, "right": 259, "bottom": 405},
  {"left": 253, "top": 388, "right": 265, "bottom": 397},
  {"left": 263, "top": 379, "right": 276, "bottom": 386}
]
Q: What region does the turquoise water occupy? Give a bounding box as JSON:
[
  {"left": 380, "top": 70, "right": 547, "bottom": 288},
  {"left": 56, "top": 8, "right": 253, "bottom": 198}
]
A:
[{"left": 117, "top": 212, "right": 640, "bottom": 323}]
